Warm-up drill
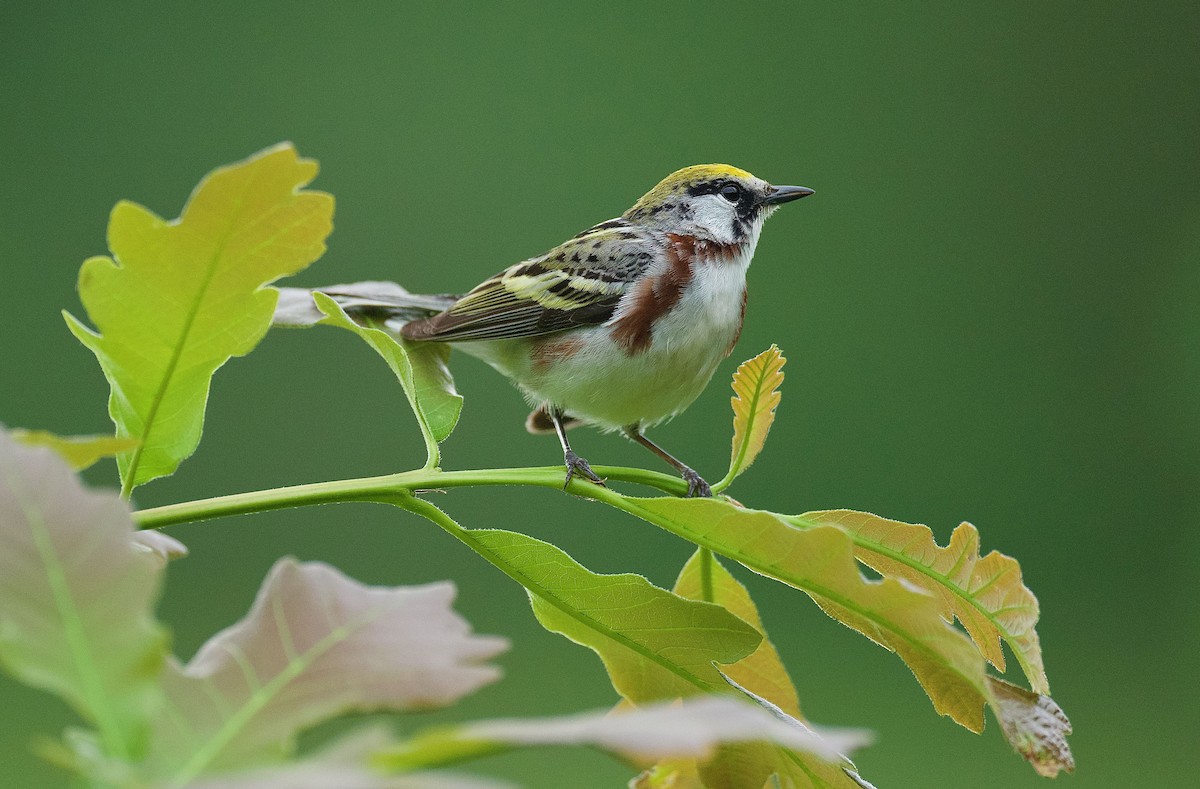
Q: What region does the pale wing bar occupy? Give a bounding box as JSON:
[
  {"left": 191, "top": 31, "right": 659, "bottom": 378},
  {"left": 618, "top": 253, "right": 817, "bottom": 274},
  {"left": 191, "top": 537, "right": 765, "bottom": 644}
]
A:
[{"left": 402, "top": 224, "right": 652, "bottom": 343}]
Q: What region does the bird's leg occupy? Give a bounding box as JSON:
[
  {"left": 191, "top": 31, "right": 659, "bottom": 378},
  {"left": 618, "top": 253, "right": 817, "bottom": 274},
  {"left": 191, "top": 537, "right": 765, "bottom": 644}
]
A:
[
  {"left": 550, "top": 406, "right": 605, "bottom": 489},
  {"left": 624, "top": 426, "right": 712, "bottom": 498}
]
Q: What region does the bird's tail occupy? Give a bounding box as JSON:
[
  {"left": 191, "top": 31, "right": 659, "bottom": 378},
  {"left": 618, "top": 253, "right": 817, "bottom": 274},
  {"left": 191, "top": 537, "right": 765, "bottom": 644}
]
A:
[{"left": 273, "top": 281, "right": 459, "bottom": 331}]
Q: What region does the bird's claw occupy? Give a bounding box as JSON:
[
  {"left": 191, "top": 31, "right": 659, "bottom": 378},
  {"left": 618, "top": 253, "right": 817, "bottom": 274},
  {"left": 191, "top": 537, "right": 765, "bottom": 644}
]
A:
[
  {"left": 679, "top": 467, "right": 712, "bottom": 498},
  {"left": 563, "top": 450, "right": 606, "bottom": 489}
]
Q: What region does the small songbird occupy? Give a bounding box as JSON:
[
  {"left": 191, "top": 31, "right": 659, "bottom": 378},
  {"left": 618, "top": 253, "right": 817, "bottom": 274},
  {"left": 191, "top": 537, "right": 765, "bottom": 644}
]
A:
[{"left": 328, "top": 165, "right": 812, "bottom": 496}]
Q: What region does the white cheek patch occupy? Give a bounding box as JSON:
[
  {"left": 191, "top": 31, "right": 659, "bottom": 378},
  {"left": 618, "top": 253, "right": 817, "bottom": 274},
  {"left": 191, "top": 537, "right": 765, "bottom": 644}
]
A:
[{"left": 687, "top": 194, "right": 740, "bottom": 245}]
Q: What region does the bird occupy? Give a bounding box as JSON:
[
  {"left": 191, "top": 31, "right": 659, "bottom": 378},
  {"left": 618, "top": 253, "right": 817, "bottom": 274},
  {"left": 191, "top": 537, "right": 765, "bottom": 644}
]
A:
[{"left": 316, "top": 165, "right": 812, "bottom": 497}]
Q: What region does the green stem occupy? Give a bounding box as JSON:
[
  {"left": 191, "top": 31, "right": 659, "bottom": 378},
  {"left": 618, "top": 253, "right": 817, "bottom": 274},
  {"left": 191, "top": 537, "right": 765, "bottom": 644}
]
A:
[
  {"left": 134, "top": 465, "right": 687, "bottom": 529},
  {"left": 698, "top": 547, "right": 715, "bottom": 603}
]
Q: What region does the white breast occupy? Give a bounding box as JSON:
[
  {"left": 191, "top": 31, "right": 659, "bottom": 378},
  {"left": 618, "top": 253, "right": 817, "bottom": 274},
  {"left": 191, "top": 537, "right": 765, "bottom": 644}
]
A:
[
  {"left": 514, "top": 249, "right": 752, "bottom": 429},
  {"left": 457, "top": 234, "right": 759, "bottom": 430}
]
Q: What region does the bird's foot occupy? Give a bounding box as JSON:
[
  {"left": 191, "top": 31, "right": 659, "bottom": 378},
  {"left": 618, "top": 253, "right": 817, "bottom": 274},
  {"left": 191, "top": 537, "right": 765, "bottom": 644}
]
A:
[
  {"left": 563, "top": 450, "right": 606, "bottom": 489},
  {"left": 680, "top": 467, "right": 712, "bottom": 498}
]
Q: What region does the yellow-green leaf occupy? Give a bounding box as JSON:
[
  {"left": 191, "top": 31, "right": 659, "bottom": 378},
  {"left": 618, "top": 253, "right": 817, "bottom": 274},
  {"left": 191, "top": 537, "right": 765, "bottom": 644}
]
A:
[
  {"left": 675, "top": 549, "right": 801, "bottom": 718},
  {"left": 488, "top": 529, "right": 762, "bottom": 702},
  {"left": 608, "top": 496, "right": 990, "bottom": 732},
  {"left": 10, "top": 429, "right": 139, "bottom": 471},
  {"left": 672, "top": 550, "right": 869, "bottom": 789},
  {"left": 786, "top": 510, "right": 1048, "bottom": 694},
  {"left": 64, "top": 143, "right": 334, "bottom": 494},
  {"left": 716, "top": 346, "right": 785, "bottom": 492},
  {"left": 313, "top": 293, "right": 462, "bottom": 468}
]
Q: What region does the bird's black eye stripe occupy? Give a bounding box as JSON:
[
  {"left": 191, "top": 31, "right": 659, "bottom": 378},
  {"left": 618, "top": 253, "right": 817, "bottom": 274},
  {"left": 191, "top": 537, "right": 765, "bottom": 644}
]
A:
[
  {"left": 687, "top": 179, "right": 747, "bottom": 204},
  {"left": 686, "top": 180, "right": 721, "bottom": 197}
]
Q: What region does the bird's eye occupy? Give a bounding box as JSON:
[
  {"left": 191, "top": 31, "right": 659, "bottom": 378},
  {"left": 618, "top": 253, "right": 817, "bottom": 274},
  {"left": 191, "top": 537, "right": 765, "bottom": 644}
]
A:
[{"left": 719, "top": 184, "right": 742, "bottom": 203}]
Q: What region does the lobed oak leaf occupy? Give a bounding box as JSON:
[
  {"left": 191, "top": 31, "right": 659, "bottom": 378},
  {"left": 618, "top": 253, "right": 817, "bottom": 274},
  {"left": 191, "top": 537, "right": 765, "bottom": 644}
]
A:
[
  {"left": 611, "top": 496, "right": 991, "bottom": 732},
  {"left": 718, "top": 346, "right": 786, "bottom": 491},
  {"left": 146, "top": 560, "right": 507, "bottom": 782},
  {"left": 0, "top": 427, "right": 168, "bottom": 759},
  {"left": 64, "top": 143, "right": 334, "bottom": 493},
  {"left": 787, "top": 510, "right": 1047, "bottom": 693}
]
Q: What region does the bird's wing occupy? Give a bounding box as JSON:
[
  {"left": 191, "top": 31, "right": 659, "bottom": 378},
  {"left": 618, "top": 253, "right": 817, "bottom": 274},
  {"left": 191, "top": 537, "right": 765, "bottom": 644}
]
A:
[{"left": 402, "top": 220, "right": 654, "bottom": 342}]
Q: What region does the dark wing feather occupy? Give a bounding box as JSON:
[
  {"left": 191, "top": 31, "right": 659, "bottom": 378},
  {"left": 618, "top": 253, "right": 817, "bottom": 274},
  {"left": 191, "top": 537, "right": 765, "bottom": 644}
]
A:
[{"left": 402, "top": 220, "right": 653, "bottom": 342}]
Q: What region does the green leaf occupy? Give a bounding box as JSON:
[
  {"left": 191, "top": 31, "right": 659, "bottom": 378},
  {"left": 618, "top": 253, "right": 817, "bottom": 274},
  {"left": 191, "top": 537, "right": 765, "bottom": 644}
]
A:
[
  {"left": 672, "top": 551, "right": 869, "bottom": 789},
  {"left": 608, "top": 496, "right": 991, "bottom": 732},
  {"left": 146, "top": 559, "right": 507, "bottom": 784},
  {"left": 675, "top": 549, "right": 801, "bottom": 718},
  {"left": 10, "top": 429, "right": 140, "bottom": 471},
  {"left": 0, "top": 427, "right": 168, "bottom": 759},
  {"left": 716, "top": 346, "right": 786, "bottom": 492},
  {"left": 379, "top": 696, "right": 870, "bottom": 773},
  {"left": 422, "top": 517, "right": 762, "bottom": 702},
  {"left": 785, "top": 510, "right": 1048, "bottom": 694},
  {"left": 64, "top": 143, "right": 334, "bottom": 494},
  {"left": 313, "top": 293, "right": 463, "bottom": 468}
]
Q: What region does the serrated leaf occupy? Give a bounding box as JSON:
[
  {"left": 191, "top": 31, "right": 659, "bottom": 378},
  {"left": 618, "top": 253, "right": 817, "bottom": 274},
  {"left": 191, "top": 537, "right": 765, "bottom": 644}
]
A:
[
  {"left": 314, "top": 293, "right": 462, "bottom": 467},
  {"left": 718, "top": 346, "right": 785, "bottom": 491},
  {"left": 672, "top": 551, "right": 868, "bottom": 789},
  {"left": 10, "top": 429, "right": 141, "bottom": 471},
  {"left": 380, "top": 697, "right": 869, "bottom": 772},
  {"left": 0, "top": 427, "right": 168, "bottom": 759},
  {"left": 786, "top": 510, "right": 1048, "bottom": 693},
  {"left": 64, "top": 143, "right": 334, "bottom": 493},
  {"left": 609, "top": 496, "right": 991, "bottom": 732},
  {"left": 146, "top": 560, "right": 507, "bottom": 784},
  {"left": 988, "top": 677, "right": 1074, "bottom": 778},
  {"left": 445, "top": 527, "right": 762, "bottom": 702}
]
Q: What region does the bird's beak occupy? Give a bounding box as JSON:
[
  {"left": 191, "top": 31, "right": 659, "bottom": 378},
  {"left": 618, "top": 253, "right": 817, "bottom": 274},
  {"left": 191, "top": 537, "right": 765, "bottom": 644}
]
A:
[{"left": 760, "top": 185, "right": 815, "bottom": 205}]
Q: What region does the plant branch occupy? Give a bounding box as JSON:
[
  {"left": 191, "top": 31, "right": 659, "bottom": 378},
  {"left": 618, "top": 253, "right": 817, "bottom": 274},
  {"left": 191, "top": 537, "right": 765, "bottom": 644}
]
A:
[{"left": 133, "top": 465, "right": 688, "bottom": 530}]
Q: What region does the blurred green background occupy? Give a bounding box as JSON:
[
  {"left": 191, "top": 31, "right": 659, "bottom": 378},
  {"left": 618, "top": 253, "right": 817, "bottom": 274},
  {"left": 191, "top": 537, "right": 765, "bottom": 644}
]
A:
[{"left": 2, "top": 2, "right": 1196, "bottom": 786}]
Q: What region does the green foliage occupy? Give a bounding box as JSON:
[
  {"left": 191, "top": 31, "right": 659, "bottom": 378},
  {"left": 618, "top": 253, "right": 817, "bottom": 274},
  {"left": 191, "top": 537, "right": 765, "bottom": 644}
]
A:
[
  {"left": 610, "top": 496, "right": 991, "bottom": 731},
  {"left": 2, "top": 146, "right": 1075, "bottom": 787},
  {"left": 63, "top": 143, "right": 334, "bottom": 495},
  {"left": 467, "top": 527, "right": 761, "bottom": 701},
  {"left": 0, "top": 428, "right": 510, "bottom": 788},
  {"left": 716, "top": 344, "right": 785, "bottom": 492},
  {"left": 313, "top": 292, "right": 462, "bottom": 467},
  {"left": 10, "top": 429, "right": 140, "bottom": 471},
  {"left": 785, "top": 510, "right": 1047, "bottom": 694},
  {"left": 671, "top": 550, "right": 869, "bottom": 789}
]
